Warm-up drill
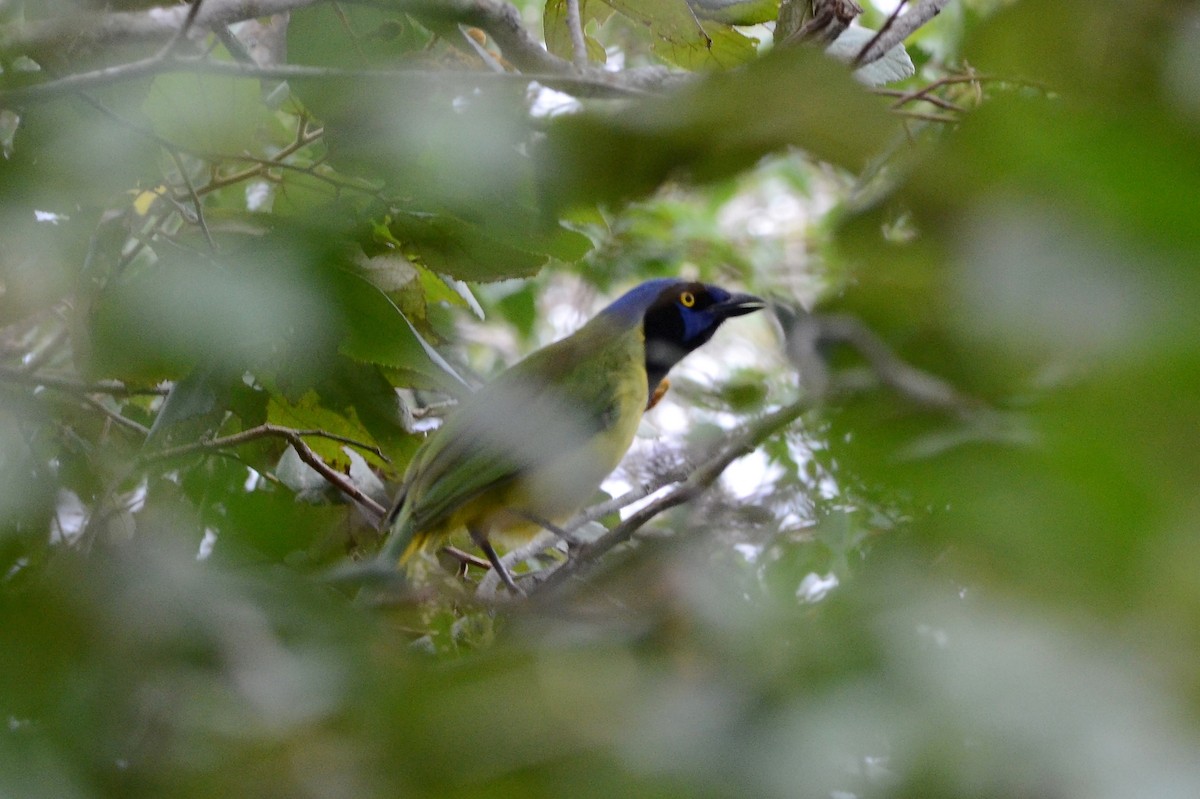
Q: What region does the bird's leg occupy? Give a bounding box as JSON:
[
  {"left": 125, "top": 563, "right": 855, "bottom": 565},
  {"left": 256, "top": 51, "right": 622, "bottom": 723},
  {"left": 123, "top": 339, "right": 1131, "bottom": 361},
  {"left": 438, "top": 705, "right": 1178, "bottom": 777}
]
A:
[{"left": 468, "top": 526, "right": 525, "bottom": 596}]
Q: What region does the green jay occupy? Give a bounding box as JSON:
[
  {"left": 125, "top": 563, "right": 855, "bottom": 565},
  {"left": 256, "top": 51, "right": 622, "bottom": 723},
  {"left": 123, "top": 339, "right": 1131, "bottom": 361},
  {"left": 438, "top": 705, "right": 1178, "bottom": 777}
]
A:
[{"left": 379, "top": 278, "right": 764, "bottom": 593}]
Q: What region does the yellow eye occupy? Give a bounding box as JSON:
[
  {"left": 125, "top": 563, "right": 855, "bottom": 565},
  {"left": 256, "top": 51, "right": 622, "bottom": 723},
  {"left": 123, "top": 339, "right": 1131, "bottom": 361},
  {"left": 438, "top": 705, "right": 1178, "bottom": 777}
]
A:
[{"left": 679, "top": 291, "right": 696, "bottom": 308}]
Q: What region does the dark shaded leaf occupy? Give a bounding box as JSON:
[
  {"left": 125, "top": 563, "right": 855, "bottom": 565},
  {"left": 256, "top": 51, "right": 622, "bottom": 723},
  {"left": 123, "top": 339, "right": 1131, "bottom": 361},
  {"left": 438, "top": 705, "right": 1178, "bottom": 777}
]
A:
[{"left": 538, "top": 46, "right": 895, "bottom": 213}]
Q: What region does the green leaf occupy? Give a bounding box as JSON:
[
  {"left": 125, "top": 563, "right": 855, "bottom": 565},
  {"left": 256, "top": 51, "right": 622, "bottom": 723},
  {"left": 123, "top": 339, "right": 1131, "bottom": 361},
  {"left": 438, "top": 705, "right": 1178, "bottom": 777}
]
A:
[
  {"left": 271, "top": 168, "right": 345, "bottom": 218},
  {"left": 0, "top": 90, "right": 158, "bottom": 208},
  {"left": 387, "top": 212, "right": 547, "bottom": 282},
  {"left": 689, "top": 0, "right": 779, "bottom": 25},
  {"left": 652, "top": 21, "right": 757, "bottom": 69},
  {"left": 544, "top": 0, "right": 608, "bottom": 64},
  {"left": 539, "top": 45, "right": 896, "bottom": 213},
  {"left": 267, "top": 391, "right": 383, "bottom": 469},
  {"left": 601, "top": 0, "right": 756, "bottom": 69},
  {"left": 142, "top": 65, "right": 270, "bottom": 154},
  {"left": 88, "top": 243, "right": 338, "bottom": 382},
  {"left": 287, "top": 3, "right": 429, "bottom": 68},
  {"left": 143, "top": 364, "right": 238, "bottom": 453},
  {"left": 332, "top": 267, "right": 443, "bottom": 375},
  {"left": 496, "top": 283, "right": 538, "bottom": 339},
  {"left": 602, "top": 0, "right": 710, "bottom": 51}
]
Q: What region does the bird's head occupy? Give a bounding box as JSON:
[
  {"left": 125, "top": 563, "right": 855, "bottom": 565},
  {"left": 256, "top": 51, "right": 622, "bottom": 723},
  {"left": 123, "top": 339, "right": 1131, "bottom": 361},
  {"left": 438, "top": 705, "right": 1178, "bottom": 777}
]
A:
[{"left": 600, "top": 278, "right": 765, "bottom": 396}]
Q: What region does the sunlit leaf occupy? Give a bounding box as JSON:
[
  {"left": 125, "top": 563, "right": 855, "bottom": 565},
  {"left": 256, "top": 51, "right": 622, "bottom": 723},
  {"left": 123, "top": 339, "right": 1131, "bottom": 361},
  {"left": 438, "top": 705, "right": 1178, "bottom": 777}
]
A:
[{"left": 265, "top": 390, "right": 388, "bottom": 470}]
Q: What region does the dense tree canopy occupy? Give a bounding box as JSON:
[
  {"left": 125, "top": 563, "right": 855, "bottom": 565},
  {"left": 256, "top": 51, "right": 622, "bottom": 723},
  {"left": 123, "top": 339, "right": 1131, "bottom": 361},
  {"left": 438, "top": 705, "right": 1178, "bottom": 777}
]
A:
[{"left": 2, "top": 0, "right": 1199, "bottom": 796}]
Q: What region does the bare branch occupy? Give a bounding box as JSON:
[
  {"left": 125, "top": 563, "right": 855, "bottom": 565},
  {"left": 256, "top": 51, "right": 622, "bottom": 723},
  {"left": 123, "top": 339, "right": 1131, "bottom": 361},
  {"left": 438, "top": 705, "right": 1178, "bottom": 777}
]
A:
[
  {"left": 0, "top": 366, "right": 170, "bottom": 396},
  {"left": 564, "top": 0, "right": 588, "bottom": 70},
  {"left": 533, "top": 400, "right": 810, "bottom": 596},
  {"left": 0, "top": 0, "right": 319, "bottom": 56},
  {"left": 156, "top": 0, "right": 209, "bottom": 58},
  {"left": 145, "top": 422, "right": 389, "bottom": 464},
  {"left": 564, "top": 465, "right": 692, "bottom": 533},
  {"left": 815, "top": 314, "right": 978, "bottom": 413},
  {"left": 0, "top": 54, "right": 643, "bottom": 105},
  {"left": 475, "top": 464, "right": 693, "bottom": 597},
  {"left": 0, "top": 0, "right": 669, "bottom": 105},
  {"left": 166, "top": 147, "right": 217, "bottom": 249},
  {"left": 855, "top": 0, "right": 952, "bottom": 67},
  {"left": 142, "top": 423, "right": 390, "bottom": 517},
  {"left": 475, "top": 531, "right": 558, "bottom": 597},
  {"left": 851, "top": 0, "right": 907, "bottom": 67},
  {"left": 81, "top": 395, "right": 152, "bottom": 437},
  {"left": 872, "top": 86, "right": 964, "bottom": 113}
]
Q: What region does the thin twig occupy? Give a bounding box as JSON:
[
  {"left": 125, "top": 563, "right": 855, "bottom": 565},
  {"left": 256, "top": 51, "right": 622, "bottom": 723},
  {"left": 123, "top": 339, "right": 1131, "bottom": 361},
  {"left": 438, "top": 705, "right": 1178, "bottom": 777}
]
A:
[
  {"left": 0, "top": 14, "right": 648, "bottom": 104},
  {"left": 166, "top": 147, "right": 216, "bottom": 249},
  {"left": 0, "top": 366, "right": 169, "bottom": 396},
  {"left": 155, "top": 0, "right": 207, "bottom": 58},
  {"left": 854, "top": 0, "right": 951, "bottom": 67},
  {"left": 474, "top": 465, "right": 693, "bottom": 597},
  {"left": 893, "top": 109, "right": 958, "bottom": 124},
  {"left": 145, "top": 422, "right": 390, "bottom": 464},
  {"left": 198, "top": 121, "right": 327, "bottom": 194},
  {"left": 81, "top": 395, "right": 152, "bottom": 437},
  {"left": 564, "top": 465, "right": 692, "bottom": 532},
  {"left": 140, "top": 422, "right": 391, "bottom": 520},
  {"left": 564, "top": 0, "right": 588, "bottom": 70},
  {"left": 871, "top": 86, "right": 964, "bottom": 113},
  {"left": 533, "top": 400, "right": 810, "bottom": 596},
  {"left": 443, "top": 545, "right": 492, "bottom": 571},
  {"left": 852, "top": 0, "right": 906, "bottom": 67},
  {"left": 476, "top": 530, "right": 559, "bottom": 597}
]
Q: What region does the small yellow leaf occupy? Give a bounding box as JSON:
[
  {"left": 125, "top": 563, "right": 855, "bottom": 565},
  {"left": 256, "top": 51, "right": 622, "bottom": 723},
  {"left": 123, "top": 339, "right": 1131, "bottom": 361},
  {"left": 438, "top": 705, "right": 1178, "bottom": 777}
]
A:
[{"left": 132, "top": 186, "right": 166, "bottom": 217}]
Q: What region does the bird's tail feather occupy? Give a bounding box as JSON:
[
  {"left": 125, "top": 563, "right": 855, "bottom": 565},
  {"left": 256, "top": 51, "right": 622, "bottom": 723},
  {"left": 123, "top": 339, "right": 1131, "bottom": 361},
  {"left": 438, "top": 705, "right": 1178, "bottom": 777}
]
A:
[{"left": 377, "top": 504, "right": 423, "bottom": 566}]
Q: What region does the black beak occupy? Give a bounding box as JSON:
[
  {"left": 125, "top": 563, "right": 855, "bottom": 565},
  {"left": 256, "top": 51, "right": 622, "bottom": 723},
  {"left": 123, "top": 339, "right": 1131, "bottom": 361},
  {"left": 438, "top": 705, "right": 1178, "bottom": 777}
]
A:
[{"left": 713, "top": 292, "right": 766, "bottom": 319}]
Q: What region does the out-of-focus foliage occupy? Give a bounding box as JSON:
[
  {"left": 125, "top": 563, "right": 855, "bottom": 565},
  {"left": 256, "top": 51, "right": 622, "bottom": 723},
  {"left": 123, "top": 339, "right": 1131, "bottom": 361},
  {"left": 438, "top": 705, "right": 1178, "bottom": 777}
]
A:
[{"left": 2, "top": 0, "right": 1200, "bottom": 797}]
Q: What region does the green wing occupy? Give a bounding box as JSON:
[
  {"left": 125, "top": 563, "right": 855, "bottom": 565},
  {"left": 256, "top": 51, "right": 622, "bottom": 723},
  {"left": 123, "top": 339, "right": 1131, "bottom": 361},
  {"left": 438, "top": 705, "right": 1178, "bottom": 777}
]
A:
[{"left": 383, "top": 322, "right": 641, "bottom": 557}]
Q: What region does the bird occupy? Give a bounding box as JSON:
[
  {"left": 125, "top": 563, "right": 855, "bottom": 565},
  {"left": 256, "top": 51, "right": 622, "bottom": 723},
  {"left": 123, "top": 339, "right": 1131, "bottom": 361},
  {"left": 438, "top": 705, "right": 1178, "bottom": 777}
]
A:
[{"left": 377, "top": 278, "right": 764, "bottom": 594}]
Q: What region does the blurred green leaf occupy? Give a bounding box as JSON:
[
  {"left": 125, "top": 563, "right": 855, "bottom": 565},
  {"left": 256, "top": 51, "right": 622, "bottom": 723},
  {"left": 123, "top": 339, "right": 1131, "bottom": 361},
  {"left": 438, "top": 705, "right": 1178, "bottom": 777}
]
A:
[
  {"left": 142, "top": 67, "right": 270, "bottom": 154},
  {"left": 496, "top": 283, "right": 538, "bottom": 339},
  {"left": 386, "top": 212, "right": 548, "bottom": 282},
  {"left": 287, "top": 3, "right": 430, "bottom": 68},
  {"left": 539, "top": 46, "right": 896, "bottom": 213},
  {"left": 0, "top": 92, "right": 158, "bottom": 207},
  {"left": 88, "top": 240, "right": 338, "bottom": 382}
]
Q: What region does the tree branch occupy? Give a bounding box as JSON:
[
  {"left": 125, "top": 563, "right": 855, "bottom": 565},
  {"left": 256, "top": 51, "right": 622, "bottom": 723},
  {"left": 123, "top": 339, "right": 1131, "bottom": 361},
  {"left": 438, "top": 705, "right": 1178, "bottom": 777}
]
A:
[
  {"left": 851, "top": 0, "right": 906, "bottom": 67},
  {"left": 143, "top": 423, "right": 390, "bottom": 517},
  {"left": 532, "top": 400, "right": 810, "bottom": 596},
  {"left": 564, "top": 0, "right": 588, "bottom": 70},
  {"left": 474, "top": 463, "right": 694, "bottom": 597},
  {"left": 0, "top": 0, "right": 318, "bottom": 57},
  {"left": 0, "top": 0, "right": 671, "bottom": 105},
  {"left": 0, "top": 53, "right": 643, "bottom": 105},
  {"left": 854, "top": 0, "right": 951, "bottom": 67},
  {"left": 0, "top": 366, "right": 170, "bottom": 396}
]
